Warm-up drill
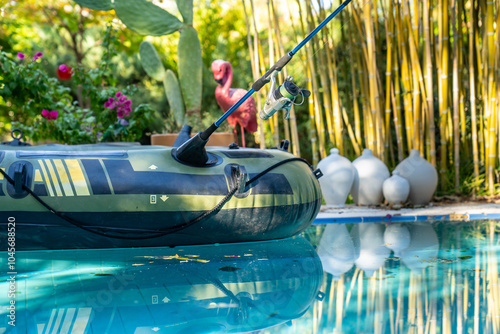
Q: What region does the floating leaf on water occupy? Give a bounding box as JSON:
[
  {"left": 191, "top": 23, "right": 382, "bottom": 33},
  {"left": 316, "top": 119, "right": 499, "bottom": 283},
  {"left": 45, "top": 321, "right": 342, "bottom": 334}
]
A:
[
  {"left": 219, "top": 266, "right": 242, "bottom": 272},
  {"left": 458, "top": 255, "right": 473, "bottom": 260}
]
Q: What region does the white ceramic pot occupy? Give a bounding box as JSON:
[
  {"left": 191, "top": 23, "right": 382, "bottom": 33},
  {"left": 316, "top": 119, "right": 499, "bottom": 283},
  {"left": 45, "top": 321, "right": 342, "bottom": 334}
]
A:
[
  {"left": 317, "top": 224, "right": 356, "bottom": 280},
  {"left": 400, "top": 222, "right": 439, "bottom": 272},
  {"left": 351, "top": 223, "right": 390, "bottom": 277},
  {"left": 383, "top": 170, "right": 410, "bottom": 208},
  {"left": 317, "top": 148, "right": 355, "bottom": 208},
  {"left": 351, "top": 149, "right": 390, "bottom": 206},
  {"left": 395, "top": 149, "right": 438, "bottom": 206},
  {"left": 383, "top": 223, "right": 411, "bottom": 257}
]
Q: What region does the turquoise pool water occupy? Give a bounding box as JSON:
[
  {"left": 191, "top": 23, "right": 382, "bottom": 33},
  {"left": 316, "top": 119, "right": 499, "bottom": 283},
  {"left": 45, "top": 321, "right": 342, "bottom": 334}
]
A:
[{"left": 1, "top": 220, "right": 499, "bottom": 333}]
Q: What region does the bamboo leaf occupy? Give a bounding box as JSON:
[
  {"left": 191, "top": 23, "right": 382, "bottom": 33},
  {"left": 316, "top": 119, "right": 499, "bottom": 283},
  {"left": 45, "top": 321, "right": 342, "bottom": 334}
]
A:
[{"left": 114, "top": 0, "right": 183, "bottom": 36}]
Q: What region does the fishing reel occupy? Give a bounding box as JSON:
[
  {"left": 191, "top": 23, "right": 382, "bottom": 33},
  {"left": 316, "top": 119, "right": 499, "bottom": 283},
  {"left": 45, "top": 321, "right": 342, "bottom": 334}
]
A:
[{"left": 259, "top": 71, "right": 311, "bottom": 121}]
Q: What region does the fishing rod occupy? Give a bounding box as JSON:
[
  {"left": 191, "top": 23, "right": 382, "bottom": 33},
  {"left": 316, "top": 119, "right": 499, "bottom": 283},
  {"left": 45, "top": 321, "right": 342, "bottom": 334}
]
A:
[{"left": 176, "top": 0, "right": 353, "bottom": 166}]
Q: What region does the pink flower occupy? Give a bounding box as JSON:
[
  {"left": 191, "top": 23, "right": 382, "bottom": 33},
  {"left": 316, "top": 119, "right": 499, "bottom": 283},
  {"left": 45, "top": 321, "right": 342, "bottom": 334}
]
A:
[
  {"left": 116, "top": 107, "right": 125, "bottom": 119},
  {"left": 115, "top": 91, "right": 122, "bottom": 98},
  {"left": 118, "top": 95, "right": 127, "bottom": 103},
  {"left": 17, "top": 52, "right": 25, "bottom": 60},
  {"left": 41, "top": 109, "right": 58, "bottom": 121},
  {"left": 58, "top": 64, "right": 68, "bottom": 72},
  {"left": 104, "top": 97, "right": 116, "bottom": 109},
  {"left": 49, "top": 110, "right": 58, "bottom": 120},
  {"left": 32, "top": 52, "right": 43, "bottom": 61}
]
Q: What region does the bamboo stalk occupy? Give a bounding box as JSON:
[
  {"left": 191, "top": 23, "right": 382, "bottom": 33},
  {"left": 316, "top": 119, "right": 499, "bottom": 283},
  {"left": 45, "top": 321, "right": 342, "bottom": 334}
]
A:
[
  {"left": 347, "top": 14, "right": 364, "bottom": 150},
  {"left": 423, "top": 0, "right": 437, "bottom": 166},
  {"left": 452, "top": 0, "right": 461, "bottom": 192},
  {"left": 364, "top": 0, "right": 384, "bottom": 157},
  {"left": 439, "top": 0, "right": 450, "bottom": 191},
  {"left": 295, "top": 0, "right": 319, "bottom": 165},
  {"left": 383, "top": 0, "right": 394, "bottom": 164},
  {"left": 469, "top": 0, "right": 479, "bottom": 192},
  {"left": 248, "top": 0, "right": 267, "bottom": 149}
]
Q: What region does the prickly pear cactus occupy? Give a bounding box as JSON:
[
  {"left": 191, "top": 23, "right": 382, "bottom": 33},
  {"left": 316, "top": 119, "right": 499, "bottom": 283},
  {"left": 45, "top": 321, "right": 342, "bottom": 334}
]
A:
[
  {"left": 175, "top": 0, "right": 193, "bottom": 25},
  {"left": 164, "top": 70, "right": 185, "bottom": 125},
  {"left": 74, "top": 0, "right": 112, "bottom": 11},
  {"left": 74, "top": 0, "right": 203, "bottom": 126},
  {"left": 178, "top": 26, "right": 202, "bottom": 118},
  {"left": 139, "top": 41, "right": 165, "bottom": 81},
  {"left": 114, "top": 0, "right": 183, "bottom": 36}
]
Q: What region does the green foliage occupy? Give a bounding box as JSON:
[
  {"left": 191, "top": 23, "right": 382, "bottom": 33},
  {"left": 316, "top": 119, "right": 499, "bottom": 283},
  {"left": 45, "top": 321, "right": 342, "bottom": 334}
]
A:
[{"left": 0, "top": 24, "right": 155, "bottom": 144}]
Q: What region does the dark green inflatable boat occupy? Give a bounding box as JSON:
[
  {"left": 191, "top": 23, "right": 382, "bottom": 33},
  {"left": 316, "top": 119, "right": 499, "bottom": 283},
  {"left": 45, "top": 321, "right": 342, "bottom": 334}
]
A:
[{"left": 0, "top": 138, "right": 322, "bottom": 249}]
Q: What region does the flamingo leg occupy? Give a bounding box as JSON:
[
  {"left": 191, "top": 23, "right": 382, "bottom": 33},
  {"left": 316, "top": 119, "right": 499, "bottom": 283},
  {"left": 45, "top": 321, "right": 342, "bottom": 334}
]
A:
[
  {"left": 240, "top": 123, "right": 246, "bottom": 147},
  {"left": 233, "top": 126, "right": 238, "bottom": 145}
]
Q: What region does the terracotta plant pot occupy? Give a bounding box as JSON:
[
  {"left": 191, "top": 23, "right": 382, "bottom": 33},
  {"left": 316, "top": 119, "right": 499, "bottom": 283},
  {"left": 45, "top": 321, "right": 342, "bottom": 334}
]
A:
[{"left": 151, "top": 132, "right": 235, "bottom": 147}]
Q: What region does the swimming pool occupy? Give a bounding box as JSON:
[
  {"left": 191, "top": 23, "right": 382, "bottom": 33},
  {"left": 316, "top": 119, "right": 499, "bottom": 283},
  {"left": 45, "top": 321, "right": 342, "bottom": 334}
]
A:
[{"left": 1, "top": 220, "right": 498, "bottom": 333}]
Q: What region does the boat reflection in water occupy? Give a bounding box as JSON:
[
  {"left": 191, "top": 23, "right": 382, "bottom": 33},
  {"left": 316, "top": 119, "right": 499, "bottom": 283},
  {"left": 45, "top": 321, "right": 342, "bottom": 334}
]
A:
[{"left": 0, "top": 236, "right": 323, "bottom": 333}]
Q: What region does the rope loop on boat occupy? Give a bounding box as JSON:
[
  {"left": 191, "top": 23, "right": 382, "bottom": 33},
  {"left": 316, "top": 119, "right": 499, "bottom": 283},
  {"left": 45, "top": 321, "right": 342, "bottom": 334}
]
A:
[{"left": 0, "top": 157, "right": 313, "bottom": 240}]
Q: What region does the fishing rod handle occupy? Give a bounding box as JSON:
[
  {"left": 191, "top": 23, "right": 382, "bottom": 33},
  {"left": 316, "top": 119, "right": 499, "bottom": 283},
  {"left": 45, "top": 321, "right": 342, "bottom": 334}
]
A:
[{"left": 251, "top": 53, "right": 292, "bottom": 92}]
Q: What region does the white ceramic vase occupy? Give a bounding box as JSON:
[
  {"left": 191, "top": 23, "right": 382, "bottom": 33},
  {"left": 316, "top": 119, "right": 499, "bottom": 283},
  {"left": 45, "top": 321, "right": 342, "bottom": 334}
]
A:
[
  {"left": 317, "top": 148, "right": 355, "bottom": 207},
  {"left": 400, "top": 222, "right": 439, "bottom": 272},
  {"left": 317, "top": 224, "right": 356, "bottom": 280},
  {"left": 395, "top": 149, "right": 438, "bottom": 206},
  {"left": 351, "top": 149, "right": 390, "bottom": 206},
  {"left": 383, "top": 223, "right": 411, "bottom": 257},
  {"left": 350, "top": 223, "right": 390, "bottom": 277},
  {"left": 383, "top": 170, "right": 410, "bottom": 208}
]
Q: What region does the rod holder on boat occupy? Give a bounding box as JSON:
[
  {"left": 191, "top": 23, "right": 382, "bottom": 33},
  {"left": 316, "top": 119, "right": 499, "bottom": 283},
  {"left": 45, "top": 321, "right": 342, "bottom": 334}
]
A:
[{"left": 174, "top": 132, "right": 210, "bottom": 166}]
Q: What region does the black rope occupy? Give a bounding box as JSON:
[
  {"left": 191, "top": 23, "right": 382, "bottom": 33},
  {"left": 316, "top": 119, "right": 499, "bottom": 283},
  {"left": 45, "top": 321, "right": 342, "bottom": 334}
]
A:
[{"left": 0, "top": 157, "right": 312, "bottom": 240}]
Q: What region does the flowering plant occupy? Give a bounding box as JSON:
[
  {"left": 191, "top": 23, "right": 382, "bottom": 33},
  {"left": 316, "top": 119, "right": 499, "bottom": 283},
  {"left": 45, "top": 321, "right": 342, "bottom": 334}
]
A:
[{"left": 0, "top": 24, "right": 155, "bottom": 144}]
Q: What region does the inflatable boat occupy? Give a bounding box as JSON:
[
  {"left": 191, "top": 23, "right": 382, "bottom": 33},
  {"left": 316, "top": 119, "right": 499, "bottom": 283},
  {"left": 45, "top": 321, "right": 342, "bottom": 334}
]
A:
[
  {"left": 0, "top": 135, "right": 322, "bottom": 249},
  {"left": 0, "top": 236, "right": 323, "bottom": 333}
]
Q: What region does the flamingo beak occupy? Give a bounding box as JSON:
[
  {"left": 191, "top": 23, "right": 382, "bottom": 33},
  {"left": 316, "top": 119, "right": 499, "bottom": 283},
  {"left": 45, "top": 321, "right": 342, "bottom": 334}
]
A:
[{"left": 215, "top": 78, "right": 223, "bottom": 85}]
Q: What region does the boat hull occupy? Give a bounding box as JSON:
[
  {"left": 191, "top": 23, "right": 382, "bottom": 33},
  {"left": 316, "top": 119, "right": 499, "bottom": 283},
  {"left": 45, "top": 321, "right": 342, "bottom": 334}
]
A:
[{"left": 0, "top": 144, "right": 322, "bottom": 249}]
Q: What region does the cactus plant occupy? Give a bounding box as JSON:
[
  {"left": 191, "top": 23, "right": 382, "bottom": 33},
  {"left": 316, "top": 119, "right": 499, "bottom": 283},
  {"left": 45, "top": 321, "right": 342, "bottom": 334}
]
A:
[{"left": 73, "top": 0, "right": 202, "bottom": 128}]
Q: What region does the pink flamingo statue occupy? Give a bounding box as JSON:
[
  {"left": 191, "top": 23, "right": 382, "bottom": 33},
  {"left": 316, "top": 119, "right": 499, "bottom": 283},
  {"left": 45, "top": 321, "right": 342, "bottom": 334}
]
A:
[{"left": 211, "top": 59, "right": 257, "bottom": 147}]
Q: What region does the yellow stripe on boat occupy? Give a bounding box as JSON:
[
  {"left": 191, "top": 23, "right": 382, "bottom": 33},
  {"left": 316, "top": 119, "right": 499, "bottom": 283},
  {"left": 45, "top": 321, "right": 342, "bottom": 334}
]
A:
[
  {"left": 53, "top": 159, "right": 74, "bottom": 197},
  {"left": 34, "top": 169, "right": 43, "bottom": 182},
  {"left": 38, "top": 160, "right": 55, "bottom": 197},
  {"left": 45, "top": 159, "right": 63, "bottom": 197},
  {"left": 65, "top": 159, "right": 90, "bottom": 196},
  {"left": 0, "top": 168, "right": 4, "bottom": 180}
]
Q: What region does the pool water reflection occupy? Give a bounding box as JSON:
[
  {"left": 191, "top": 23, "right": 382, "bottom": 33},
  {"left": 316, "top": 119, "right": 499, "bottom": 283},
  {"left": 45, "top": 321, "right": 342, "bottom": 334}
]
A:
[
  {"left": 271, "top": 220, "right": 499, "bottom": 333},
  {"left": 1, "top": 220, "right": 498, "bottom": 333}
]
